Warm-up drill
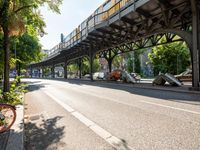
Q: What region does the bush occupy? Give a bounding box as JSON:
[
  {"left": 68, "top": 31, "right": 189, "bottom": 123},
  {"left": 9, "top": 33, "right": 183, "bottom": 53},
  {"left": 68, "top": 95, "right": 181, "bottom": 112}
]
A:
[{"left": 0, "top": 77, "right": 27, "bottom": 105}]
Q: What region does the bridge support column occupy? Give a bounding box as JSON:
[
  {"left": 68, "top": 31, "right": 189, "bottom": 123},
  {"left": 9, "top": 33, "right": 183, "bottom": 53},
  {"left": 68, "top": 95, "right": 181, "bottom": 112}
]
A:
[
  {"left": 39, "top": 68, "right": 42, "bottom": 78},
  {"left": 89, "top": 49, "right": 94, "bottom": 81},
  {"left": 108, "top": 59, "right": 112, "bottom": 73},
  {"left": 104, "top": 50, "right": 114, "bottom": 73},
  {"left": 51, "top": 65, "right": 55, "bottom": 78},
  {"left": 108, "top": 50, "right": 113, "bottom": 73},
  {"left": 30, "top": 67, "right": 33, "bottom": 78},
  {"left": 37, "top": 68, "right": 40, "bottom": 78},
  {"left": 64, "top": 61, "right": 68, "bottom": 79},
  {"left": 191, "top": 0, "right": 200, "bottom": 89},
  {"left": 78, "top": 58, "right": 82, "bottom": 79},
  {"left": 41, "top": 67, "right": 45, "bottom": 78}
]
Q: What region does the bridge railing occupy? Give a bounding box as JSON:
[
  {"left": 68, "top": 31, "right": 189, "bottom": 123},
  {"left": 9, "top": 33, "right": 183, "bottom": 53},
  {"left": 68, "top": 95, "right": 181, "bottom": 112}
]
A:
[
  {"left": 87, "top": 0, "right": 137, "bottom": 29},
  {"left": 45, "top": 0, "right": 138, "bottom": 60}
]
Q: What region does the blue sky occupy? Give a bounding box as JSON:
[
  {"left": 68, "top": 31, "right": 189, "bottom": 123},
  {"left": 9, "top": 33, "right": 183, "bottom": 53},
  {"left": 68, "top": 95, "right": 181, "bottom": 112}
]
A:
[{"left": 39, "top": 0, "right": 104, "bottom": 50}]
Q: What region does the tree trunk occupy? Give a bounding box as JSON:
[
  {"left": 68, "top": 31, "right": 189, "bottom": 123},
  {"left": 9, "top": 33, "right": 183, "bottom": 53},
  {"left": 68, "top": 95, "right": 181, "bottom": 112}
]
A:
[
  {"left": 108, "top": 58, "right": 113, "bottom": 73},
  {"left": 2, "top": 0, "right": 11, "bottom": 93},
  {"left": 3, "top": 26, "right": 10, "bottom": 93}
]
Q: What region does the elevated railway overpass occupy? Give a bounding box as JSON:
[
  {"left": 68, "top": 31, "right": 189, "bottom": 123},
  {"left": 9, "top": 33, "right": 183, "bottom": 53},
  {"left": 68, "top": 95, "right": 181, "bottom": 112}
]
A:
[{"left": 30, "top": 0, "right": 200, "bottom": 89}]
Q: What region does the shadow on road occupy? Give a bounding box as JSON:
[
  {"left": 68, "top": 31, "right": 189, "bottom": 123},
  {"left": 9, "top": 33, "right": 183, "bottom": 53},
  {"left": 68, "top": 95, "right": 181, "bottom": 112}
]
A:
[
  {"left": 24, "top": 116, "right": 65, "bottom": 150},
  {"left": 62, "top": 79, "right": 200, "bottom": 105},
  {"left": 0, "top": 131, "right": 10, "bottom": 150},
  {"left": 28, "top": 83, "right": 46, "bottom": 92},
  {"left": 25, "top": 78, "right": 200, "bottom": 105}
]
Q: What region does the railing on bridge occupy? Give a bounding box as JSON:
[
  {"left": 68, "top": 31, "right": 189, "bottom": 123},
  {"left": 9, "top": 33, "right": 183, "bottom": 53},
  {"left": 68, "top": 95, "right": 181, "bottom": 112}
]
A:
[{"left": 44, "top": 0, "right": 139, "bottom": 60}]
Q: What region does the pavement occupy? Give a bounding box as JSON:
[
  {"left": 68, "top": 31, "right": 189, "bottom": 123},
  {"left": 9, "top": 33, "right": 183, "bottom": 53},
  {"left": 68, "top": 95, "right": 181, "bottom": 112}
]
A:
[
  {"left": 0, "top": 78, "right": 199, "bottom": 150},
  {"left": 0, "top": 105, "right": 24, "bottom": 150}
]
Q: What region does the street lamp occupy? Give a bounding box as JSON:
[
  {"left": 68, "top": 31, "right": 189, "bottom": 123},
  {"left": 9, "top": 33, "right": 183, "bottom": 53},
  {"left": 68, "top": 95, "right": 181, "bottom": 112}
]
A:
[{"left": 39, "top": 30, "right": 45, "bottom": 37}]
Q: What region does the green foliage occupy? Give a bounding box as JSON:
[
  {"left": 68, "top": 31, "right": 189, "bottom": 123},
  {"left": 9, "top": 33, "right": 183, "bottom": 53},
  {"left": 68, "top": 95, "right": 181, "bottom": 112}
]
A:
[
  {"left": 112, "top": 55, "right": 122, "bottom": 69},
  {"left": 0, "top": 77, "right": 28, "bottom": 105},
  {"left": 42, "top": 67, "right": 51, "bottom": 77},
  {"left": 148, "top": 41, "right": 191, "bottom": 75},
  {"left": 67, "top": 58, "right": 101, "bottom": 76},
  {"left": 0, "top": 33, "right": 43, "bottom": 77},
  {"left": 134, "top": 50, "right": 141, "bottom": 74},
  {"left": 68, "top": 63, "right": 79, "bottom": 72},
  {"left": 10, "top": 33, "right": 42, "bottom": 64},
  {"left": 0, "top": 117, "right": 5, "bottom": 126},
  {"left": 0, "top": 0, "right": 63, "bottom": 92},
  {"left": 127, "top": 56, "right": 134, "bottom": 73},
  {"left": 82, "top": 59, "right": 90, "bottom": 75},
  {"left": 81, "top": 58, "right": 100, "bottom": 75},
  {"left": 93, "top": 59, "right": 101, "bottom": 73},
  {"left": 0, "top": 0, "right": 63, "bottom": 35},
  {"left": 123, "top": 52, "right": 133, "bottom": 73}
]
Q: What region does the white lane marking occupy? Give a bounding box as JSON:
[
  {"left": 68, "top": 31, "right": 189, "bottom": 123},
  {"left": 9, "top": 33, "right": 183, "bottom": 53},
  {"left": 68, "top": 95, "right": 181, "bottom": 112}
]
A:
[
  {"left": 71, "top": 112, "right": 95, "bottom": 127},
  {"left": 140, "top": 100, "right": 200, "bottom": 115},
  {"left": 44, "top": 91, "right": 75, "bottom": 113},
  {"left": 43, "top": 91, "right": 134, "bottom": 150}
]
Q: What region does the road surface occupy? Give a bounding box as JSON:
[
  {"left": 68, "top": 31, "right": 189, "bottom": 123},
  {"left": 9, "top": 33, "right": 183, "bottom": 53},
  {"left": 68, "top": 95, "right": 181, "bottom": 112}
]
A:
[{"left": 24, "top": 78, "right": 200, "bottom": 150}]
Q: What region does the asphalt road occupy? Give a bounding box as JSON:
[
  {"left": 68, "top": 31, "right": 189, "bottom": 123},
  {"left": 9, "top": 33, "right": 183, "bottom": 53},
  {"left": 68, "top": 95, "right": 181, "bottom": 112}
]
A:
[{"left": 24, "top": 78, "right": 200, "bottom": 150}]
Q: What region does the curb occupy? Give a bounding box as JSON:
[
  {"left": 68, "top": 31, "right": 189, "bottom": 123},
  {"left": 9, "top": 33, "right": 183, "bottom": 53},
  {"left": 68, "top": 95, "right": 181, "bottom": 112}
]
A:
[
  {"left": 112, "top": 82, "right": 200, "bottom": 95},
  {"left": 132, "top": 85, "right": 200, "bottom": 94}
]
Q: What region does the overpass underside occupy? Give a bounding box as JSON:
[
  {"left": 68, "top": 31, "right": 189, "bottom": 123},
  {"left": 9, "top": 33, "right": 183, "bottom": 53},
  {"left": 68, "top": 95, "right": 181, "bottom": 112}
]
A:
[{"left": 30, "top": 0, "right": 200, "bottom": 89}]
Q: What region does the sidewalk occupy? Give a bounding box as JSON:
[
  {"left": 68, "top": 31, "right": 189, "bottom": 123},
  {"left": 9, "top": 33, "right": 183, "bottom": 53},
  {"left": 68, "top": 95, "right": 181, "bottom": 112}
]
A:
[{"left": 0, "top": 105, "right": 24, "bottom": 150}]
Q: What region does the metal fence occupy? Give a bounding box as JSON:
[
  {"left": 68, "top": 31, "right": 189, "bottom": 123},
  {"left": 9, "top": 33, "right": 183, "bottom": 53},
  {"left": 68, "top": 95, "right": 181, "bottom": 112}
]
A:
[{"left": 45, "top": 0, "right": 139, "bottom": 60}]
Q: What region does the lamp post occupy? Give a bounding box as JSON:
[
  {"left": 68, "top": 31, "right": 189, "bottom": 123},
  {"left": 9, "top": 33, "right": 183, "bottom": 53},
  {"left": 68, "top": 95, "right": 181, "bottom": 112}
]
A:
[{"left": 14, "top": 42, "right": 17, "bottom": 78}]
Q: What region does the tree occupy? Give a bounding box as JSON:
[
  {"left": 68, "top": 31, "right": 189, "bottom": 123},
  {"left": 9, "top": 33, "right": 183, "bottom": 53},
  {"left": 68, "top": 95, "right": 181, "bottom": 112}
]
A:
[
  {"left": 112, "top": 55, "right": 123, "bottom": 70},
  {"left": 10, "top": 33, "right": 43, "bottom": 76},
  {"left": 126, "top": 53, "right": 134, "bottom": 73},
  {"left": 148, "top": 41, "right": 191, "bottom": 75},
  {"left": 0, "top": 0, "right": 62, "bottom": 92},
  {"left": 82, "top": 58, "right": 100, "bottom": 75},
  {"left": 0, "top": 32, "right": 43, "bottom": 77},
  {"left": 68, "top": 63, "right": 79, "bottom": 72},
  {"left": 133, "top": 50, "right": 142, "bottom": 74}
]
